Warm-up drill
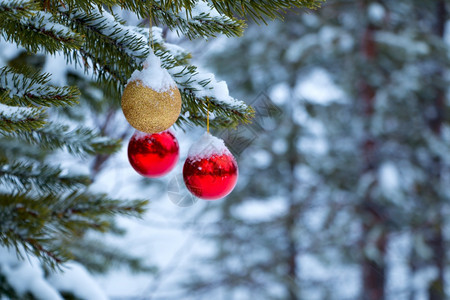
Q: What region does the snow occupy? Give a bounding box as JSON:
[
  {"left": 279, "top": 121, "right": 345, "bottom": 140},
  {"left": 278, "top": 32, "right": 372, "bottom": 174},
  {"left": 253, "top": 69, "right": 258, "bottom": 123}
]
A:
[
  {"left": 0, "top": 0, "right": 27, "bottom": 5},
  {"left": 191, "top": 1, "right": 221, "bottom": 18},
  {"left": 295, "top": 68, "right": 346, "bottom": 105},
  {"left": 0, "top": 248, "right": 62, "bottom": 300},
  {"left": 0, "top": 245, "right": 110, "bottom": 300},
  {"left": 234, "top": 196, "right": 286, "bottom": 221},
  {"left": 61, "top": 6, "right": 148, "bottom": 60},
  {"left": 187, "top": 132, "right": 230, "bottom": 160},
  {"left": 43, "top": 52, "right": 68, "bottom": 86},
  {"left": 368, "top": 3, "right": 386, "bottom": 23},
  {"left": 127, "top": 51, "right": 176, "bottom": 92},
  {"left": 0, "top": 103, "right": 39, "bottom": 121},
  {"left": 179, "top": 1, "right": 223, "bottom": 21},
  {"left": 375, "top": 31, "right": 430, "bottom": 56},
  {"left": 171, "top": 65, "right": 245, "bottom": 109},
  {"left": 379, "top": 162, "right": 400, "bottom": 195},
  {"left": 25, "top": 11, "right": 76, "bottom": 40},
  {"left": 48, "top": 262, "right": 109, "bottom": 300},
  {"left": 252, "top": 149, "right": 272, "bottom": 168},
  {"left": 269, "top": 82, "right": 290, "bottom": 105}
]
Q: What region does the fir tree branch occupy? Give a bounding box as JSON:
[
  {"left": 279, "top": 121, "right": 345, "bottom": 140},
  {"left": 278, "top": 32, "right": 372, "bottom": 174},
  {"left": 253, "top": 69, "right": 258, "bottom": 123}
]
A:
[
  {"left": 0, "top": 160, "right": 91, "bottom": 194},
  {"left": 0, "top": 191, "right": 148, "bottom": 268},
  {"left": 0, "top": 66, "right": 80, "bottom": 107},
  {"left": 57, "top": 7, "right": 253, "bottom": 127},
  {"left": 2, "top": 123, "right": 122, "bottom": 156},
  {"left": 0, "top": 0, "right": 38, "bottom": 19},
  {"left": 0, "top": 103, "right": 46, "bottom": 132},
  {"left": 152, "top": 1, "right": 245, "bottom": 39},
  {"left": 0, "top": 9, "right": 83, "bottom": 54},
  {"left": 149, "top": 28, "right": 254, "bottom": 128},
  {"left": 58, "top": 6, "right": 147, "bottom": 96},
  {"left": 211, "top": 0, "right": 324, "bottom": 22}
]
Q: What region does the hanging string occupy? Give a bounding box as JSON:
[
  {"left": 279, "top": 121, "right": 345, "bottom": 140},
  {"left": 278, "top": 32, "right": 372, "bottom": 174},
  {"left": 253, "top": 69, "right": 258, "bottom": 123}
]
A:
[
  {"left": 149, "top": 2, "right": 154, "bottom": 50},
  {"left": 207, "top": 99, "right": 210, "bottom": 133}
]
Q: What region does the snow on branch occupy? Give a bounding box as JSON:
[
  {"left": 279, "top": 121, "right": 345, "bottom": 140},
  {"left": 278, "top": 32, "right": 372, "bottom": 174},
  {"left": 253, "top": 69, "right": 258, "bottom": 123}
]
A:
[
  {"left": 151, "top": 27, "right": 247, "bottom": 110},
  {"left": 0, "top": 103, "right": 45, "bottom": 132},
  {"left": 0, "top": 0, "right": 37, "bottom": 17},
  {"left": 210, "top": 0, "right": 324, "bottom": 22},
  {"left": 0, "top": 67, "right": 79, "bottom": 107},
  {"left": 61, "top": 6, "right": 148, "bottom": 60},
  {"left": 22, "top": 11, "right": 80, "bottom": 43},
  {"left": 57, "top": 6, "right": 251, "bottom": 127},
  {"left": 154, "top": 0, "right": 244, "bottom": 39},
  {"left": 4, "top": 123, "right": 122, "bottom": 156},
  {"left": 57, "top": 4, "right": 251, "bottom": 127},
  {"left": 0, "top": 160, "right": 90, "bottom": 195},
  {"left": 0, "top": 8, "right": 82, "bottom": 54}
]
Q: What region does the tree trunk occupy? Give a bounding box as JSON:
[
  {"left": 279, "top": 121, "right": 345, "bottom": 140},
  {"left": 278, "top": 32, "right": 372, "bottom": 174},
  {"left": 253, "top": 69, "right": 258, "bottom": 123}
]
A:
[
  {"left": 360, "top": 12, "right": 387, "bottom": 299},
  {"left": 286, "top": 127, "right": 299, "bottom": 300}
]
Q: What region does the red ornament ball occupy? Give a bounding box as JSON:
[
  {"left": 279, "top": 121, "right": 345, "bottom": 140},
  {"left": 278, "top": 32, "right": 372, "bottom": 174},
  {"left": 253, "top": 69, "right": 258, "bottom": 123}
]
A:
[
  {"left": 183, "top": 133, "right": 238, "bottom": 200},
  {"left": 128, "top": 130, "right": 179, "bottom": 178}
]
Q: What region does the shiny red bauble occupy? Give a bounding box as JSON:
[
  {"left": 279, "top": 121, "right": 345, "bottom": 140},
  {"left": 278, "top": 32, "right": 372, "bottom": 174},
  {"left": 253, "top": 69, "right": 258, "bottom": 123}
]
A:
[
  {"left": 183, "top": 153, "right": 238, "bottom": 200},
  {"left": 128, "top": 130, "right": 179, "bottom": 177}
]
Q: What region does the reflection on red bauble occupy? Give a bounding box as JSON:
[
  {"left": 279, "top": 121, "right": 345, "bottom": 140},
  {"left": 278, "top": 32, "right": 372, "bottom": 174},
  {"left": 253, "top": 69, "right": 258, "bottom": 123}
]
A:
[
  {"left": 128, "top": 130, "right": 179, "bottom": 177},
  {"left": 183, "top": 133, "right": 238, "bottom": 200}
]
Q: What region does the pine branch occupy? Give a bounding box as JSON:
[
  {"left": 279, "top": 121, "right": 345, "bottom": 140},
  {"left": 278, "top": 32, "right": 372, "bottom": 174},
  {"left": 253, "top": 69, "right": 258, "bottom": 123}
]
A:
[
  {"left": 211, "top": 0, "right": 324, "bottom": 22},
  {"left": 150, "top": 28, "right": 254, "bottom": 128},
  {"left": 0, "top": 160, "right": 90, "bottom": 194},
  {"left": 2, "top": 123, "right": 121, "bottom": 156},
  {"left": 0, "top": 9, "right": 83, "bottom": 54},
  {"left": 58, "top": 6, "right": 148, "bottom": 94},
  {"left": 152, "top": 1, "right": 245, "bottom": 39},
  {"left": 0, "top": 66, "right": 80, "bottom": 107},
  {"left": 0, "top": 0, "right": 38, "bottom": 19},
  {"left": 56, "top": 6, "right": 253, "bottom": 127},
  {"left": 0, "top": 191, "right": 148, "bottom": 268},
  {"left": 0, "top": 103, "right": 46, "bottom": 132}
]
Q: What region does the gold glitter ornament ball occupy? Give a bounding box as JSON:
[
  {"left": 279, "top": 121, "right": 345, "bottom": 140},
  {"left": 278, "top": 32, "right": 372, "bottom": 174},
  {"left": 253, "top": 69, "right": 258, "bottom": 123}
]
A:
[{"left": 121, "top": 80, "right": 182, "bottom": 133}]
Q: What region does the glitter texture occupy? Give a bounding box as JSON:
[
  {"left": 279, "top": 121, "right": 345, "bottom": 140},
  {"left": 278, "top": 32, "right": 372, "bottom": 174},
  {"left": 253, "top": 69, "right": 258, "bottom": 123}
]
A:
[{"left": 121, "top": 80, "right": 182, "bottom": 133}]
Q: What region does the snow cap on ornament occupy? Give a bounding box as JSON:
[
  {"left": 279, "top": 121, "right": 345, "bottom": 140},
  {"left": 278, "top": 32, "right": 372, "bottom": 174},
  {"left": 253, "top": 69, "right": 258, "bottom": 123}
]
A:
[
  {"left": 183, "top": 132, "right": 238, "bottom": 200},
  {"left": 121, "top": 52, "right": 181, "bottom": 133}
]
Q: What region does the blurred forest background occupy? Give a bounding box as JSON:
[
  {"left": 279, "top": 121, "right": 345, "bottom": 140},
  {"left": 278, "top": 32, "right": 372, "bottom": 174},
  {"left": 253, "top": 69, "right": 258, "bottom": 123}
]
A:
[
  {"left": 156, "top": 1, "right": 450, "bottom": 299},
  {"left": 1, "top": 0, "right": 450, "bottom": 299}
]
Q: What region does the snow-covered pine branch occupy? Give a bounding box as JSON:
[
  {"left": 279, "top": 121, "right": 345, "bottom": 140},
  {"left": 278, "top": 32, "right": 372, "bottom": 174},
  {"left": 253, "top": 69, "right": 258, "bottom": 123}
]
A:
[
  {"left": 0, "top": 67, "right": 80, "bottom": 107},
  {"left": 57, "top": 6, "right": 252, "bottom": 128},
  {"left": 211, "top": 0, "right": 324, "bottom": 22},
  {"left": 0, "top": 249, "right": 109, "bottom": 300},
  {"left": 0, "top": 0, "right": 37, "bottom": 18},
  {"left": 0, "top": 103, "right": 45, "bottom": 132},
  {"left": 0, "top": 160, "right": 90, "bottom": 195},
  {"left": 154, "top": 0, "right": 244, "bottom": 39},
  {"left": 0, "top": 190, "right": 148, "bottom": 268},
  {"left": 1, "top": 9, "right": 83, "bottom": 54},
  {"left": 3, "top": 123, "right": 122, "bottom": 156}
]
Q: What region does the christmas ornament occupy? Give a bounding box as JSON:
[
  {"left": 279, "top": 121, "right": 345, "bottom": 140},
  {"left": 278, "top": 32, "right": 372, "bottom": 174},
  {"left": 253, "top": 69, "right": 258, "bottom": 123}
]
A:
[
  {"left": 128, "top": 130, "right": 179, "bottom": 177},
  {"left": 122, "top": 52, "right": 181, "bottom": 133},
  {"left": 183, "top": 133, "right": 238, "bottom": 200}
]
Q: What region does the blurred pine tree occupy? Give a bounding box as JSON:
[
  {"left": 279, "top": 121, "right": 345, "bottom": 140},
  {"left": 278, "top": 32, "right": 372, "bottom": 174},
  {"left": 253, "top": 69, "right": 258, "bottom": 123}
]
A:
[{"left": 180, "top": 1, "right": 450, "bottom": 299}]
